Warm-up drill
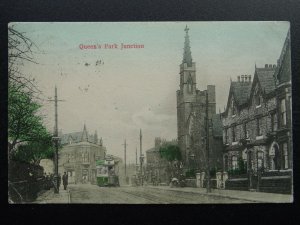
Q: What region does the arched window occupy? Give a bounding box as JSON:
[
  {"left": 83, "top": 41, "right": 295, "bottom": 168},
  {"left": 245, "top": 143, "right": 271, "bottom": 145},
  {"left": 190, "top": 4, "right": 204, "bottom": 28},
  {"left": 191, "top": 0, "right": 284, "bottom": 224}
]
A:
[{"left": 187, "top": 74, "right": 193, "bottom": 94}]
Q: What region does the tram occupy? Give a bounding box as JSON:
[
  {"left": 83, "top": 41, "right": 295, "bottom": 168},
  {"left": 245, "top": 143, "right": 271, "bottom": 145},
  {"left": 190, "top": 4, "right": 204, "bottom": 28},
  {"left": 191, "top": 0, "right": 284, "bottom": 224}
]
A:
[{"left": 96, "top": 155, "right": 120, "bottom": 187}]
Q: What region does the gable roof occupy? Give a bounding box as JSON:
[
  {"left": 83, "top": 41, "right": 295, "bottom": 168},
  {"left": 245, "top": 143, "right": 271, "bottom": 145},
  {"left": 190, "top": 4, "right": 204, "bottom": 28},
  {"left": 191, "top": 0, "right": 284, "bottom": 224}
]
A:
[
  {"left": 255, "top": 67, "right": 276, "bottom": 95},
  {"left": 230, "top": 81, "right": 252, "bottom": 106}
]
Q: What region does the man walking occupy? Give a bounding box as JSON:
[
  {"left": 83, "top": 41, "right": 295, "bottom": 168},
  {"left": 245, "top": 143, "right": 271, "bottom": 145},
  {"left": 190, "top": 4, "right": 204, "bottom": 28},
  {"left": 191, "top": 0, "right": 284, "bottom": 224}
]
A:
[{"left": 62, "top": 172, "right": 68, "bottom": 190}]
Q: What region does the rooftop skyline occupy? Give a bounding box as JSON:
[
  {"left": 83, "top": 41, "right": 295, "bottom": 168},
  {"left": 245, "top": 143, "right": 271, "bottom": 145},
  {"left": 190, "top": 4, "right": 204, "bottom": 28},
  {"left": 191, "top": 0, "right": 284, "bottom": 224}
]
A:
[{"left": 11, "top": 22, "right": 290, "bottom": 163}]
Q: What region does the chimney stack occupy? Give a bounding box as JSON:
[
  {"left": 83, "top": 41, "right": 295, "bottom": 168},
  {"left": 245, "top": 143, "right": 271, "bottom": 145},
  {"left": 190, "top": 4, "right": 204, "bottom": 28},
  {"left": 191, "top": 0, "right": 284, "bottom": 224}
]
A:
[
  {"left": 273, "top": 64, "right": 276, "bottom": 68},
  {"left": 265, "top": 64, "right": 268, "bottom": 68},
  {"left": 237, "top": 75, "right": 240, "bottom": 82},
  {"left": 244, "top": 75, "right": 248, "bottom": 82},
  {"left": 241, "top": 75, "right": 244, "bottom": 82}
]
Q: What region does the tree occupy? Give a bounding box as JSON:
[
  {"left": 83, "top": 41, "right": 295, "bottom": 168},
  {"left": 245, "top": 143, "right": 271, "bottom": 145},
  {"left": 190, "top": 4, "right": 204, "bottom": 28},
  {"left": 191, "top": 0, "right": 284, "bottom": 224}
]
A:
[
  {"left": 8, "top": 84, "right": 52, "bottom": 158},
  {"left": 159, "top": 144, "right": 182, "bottom": 162},
  {"left": 8, "top": 25, "right": 53, "bottom": 163},
  {"left": 8, "top": 25, "right": 40, "bottom": 95},
  {"left": 12, "top": 134, "right": 54, "bottom": 165}
]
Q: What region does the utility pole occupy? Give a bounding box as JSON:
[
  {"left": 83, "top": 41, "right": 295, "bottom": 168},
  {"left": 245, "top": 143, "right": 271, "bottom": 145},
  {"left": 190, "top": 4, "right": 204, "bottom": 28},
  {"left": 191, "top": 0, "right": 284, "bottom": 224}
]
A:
[
  {"left": 139, "top": 129, "right": 144, "bottom": 186},
  {"left": 122, "top": 139, "right": 128, "bottom": 179},
  {"left": 48, "top": 86, "right": 65, "bottom": 194},
  {"left": 136, "top": 147, "right": 138, "bottom": 166},
  {"left": 205, "top": 91, "right": 211, "bottom": 193}
]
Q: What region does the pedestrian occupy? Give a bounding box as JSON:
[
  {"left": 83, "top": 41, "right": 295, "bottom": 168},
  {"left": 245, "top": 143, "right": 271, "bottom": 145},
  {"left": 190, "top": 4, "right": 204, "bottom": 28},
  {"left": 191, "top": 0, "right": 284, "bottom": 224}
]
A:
[{"left": 62, "top": 172, "right": 68, "bottom": 190}]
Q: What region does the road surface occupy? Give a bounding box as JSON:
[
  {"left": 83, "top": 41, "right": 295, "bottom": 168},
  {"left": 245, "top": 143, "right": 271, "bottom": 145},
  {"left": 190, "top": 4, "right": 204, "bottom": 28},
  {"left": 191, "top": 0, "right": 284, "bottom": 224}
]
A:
[{"left": 69, "top": 184, "right": 252, "bottom": 203}]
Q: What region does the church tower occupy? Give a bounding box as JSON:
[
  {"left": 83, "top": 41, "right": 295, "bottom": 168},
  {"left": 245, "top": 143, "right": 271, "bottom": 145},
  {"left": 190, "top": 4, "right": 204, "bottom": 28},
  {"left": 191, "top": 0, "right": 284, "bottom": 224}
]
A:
[{"left": 177, "top": 26, "right": 197, "bottom": 164}]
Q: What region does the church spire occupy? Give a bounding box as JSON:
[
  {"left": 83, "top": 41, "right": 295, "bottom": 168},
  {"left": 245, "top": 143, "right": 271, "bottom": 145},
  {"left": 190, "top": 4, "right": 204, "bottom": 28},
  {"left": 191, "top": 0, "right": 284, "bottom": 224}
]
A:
[
  {"left": 81, "top": 123, "right": 88, "bottom": 142},
  {"left": 183, "top": 25, "right": 192, "bottom": 67}
]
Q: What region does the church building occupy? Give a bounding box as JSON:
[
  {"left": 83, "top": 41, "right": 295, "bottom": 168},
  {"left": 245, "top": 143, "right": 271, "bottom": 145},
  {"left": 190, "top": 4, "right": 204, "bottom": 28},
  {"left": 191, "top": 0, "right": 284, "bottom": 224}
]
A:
[{"left": 176, "top": 26, "right": 223, "bottom": 172}]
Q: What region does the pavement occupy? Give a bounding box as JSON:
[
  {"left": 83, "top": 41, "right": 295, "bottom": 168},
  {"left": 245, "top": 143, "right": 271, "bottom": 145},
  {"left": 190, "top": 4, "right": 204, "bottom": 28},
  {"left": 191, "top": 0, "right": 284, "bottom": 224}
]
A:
[
  {"left": 33, "top": 187, "right": 70, "bottom": 204},
  {"left": 146, "top": 185, "right": 293, "bottom": 203}
]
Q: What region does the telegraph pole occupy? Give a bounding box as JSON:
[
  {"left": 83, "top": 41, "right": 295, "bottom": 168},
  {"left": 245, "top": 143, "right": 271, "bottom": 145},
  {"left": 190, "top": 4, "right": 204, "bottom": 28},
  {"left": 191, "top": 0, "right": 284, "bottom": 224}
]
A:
[
  {"left": 48, "top": 86, "right": 65, "bottom": 194},
  {"left": 139, "top": 129, "right": 144, "bottom": 186},
  {"left": 122, "top": 139, "right": 128, "bottom": 178},
  {"left": 205, "top": 91, "right": 211, "bottom": 193}
]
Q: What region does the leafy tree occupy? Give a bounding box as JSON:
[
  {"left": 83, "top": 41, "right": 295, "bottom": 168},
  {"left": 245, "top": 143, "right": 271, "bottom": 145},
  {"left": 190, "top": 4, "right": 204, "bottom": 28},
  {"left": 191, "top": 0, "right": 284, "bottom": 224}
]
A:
[
  {"left": 8, "top": 84, "right": 49, "bottom": 156},
  {"left": 12, "top": 133, "right": 54, "bottom": 165},
  {"left": 159, "top": 144, "right": 182, "bottom": 161}
]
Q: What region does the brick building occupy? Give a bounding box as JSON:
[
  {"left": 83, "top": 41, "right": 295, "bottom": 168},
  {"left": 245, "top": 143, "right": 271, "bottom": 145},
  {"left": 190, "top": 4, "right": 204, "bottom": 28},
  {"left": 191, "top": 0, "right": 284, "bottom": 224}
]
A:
[
  {"left": 221, "top": 30, "right": 292, "bottom": 193},
  {"left": 176, "top": 26, "right": 223, "bottom": 171},
  {"left": 58, "top": 124, "right": 106, "bottom": 184}
]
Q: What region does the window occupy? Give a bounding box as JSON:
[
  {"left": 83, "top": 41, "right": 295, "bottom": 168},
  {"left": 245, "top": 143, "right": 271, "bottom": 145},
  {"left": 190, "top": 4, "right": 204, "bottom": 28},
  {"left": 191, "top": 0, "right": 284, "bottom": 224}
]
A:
[
  {"left": 283, "top": 143, "right": 288, "bottom": 169},
  {"left": 256, "top": 118, "right": 262, "bottom": 136},
  {"left": 280, "top": 99, "right": 286, "bottom": 126},
  {"left": 255, "top": 90, "right": 261, "bottom": 106},
  {"left": 232, "top": 156, "right": 238, "bottom": 169},
  {"left": 243, "top": 123, "right": 249, "bottom": 139},
  {"left": 224, "top": 128, "right": 228, "bottom": 144},
  {"left": 271, "top": 113, "right": 275, "bottom": 132},
  {"left": 187, "top": 73, "right": 193, "bottom": 94},
  {"left": 232, "top": 126, "right": 236, "bottom": 142},
  {"left": 231, "top": 98, "right": 236, "bottom": 115},
  {"left": 257, "top": 151, "right": 264, "bottom": 170}
]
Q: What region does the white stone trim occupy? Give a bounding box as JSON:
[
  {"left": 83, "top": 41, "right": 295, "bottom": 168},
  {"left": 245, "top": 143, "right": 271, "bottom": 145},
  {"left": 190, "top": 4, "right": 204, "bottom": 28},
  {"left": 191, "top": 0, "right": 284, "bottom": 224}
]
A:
[
  {"left": 256, "top": 135, "right": 264, "bottom": 140},
  {"left": 232, "top": 141, "right": 238, "bottom": 146}
]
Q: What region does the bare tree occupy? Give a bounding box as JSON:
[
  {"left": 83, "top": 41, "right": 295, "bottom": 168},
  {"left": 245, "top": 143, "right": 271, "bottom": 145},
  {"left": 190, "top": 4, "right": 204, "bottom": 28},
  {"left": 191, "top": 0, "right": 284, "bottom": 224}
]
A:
[{"left": 8, "top": 25, "right": 41, "bottom": 95}]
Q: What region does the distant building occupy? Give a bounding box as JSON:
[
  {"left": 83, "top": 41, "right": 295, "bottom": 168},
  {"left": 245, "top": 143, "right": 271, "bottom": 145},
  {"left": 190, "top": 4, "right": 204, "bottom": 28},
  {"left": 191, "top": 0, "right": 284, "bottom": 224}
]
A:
[
  {"left": 221, "top": 29, "right": 292, "bottom": 193},
  {"left": 146, "top": 138, "right": 177, "bottom": 184},
  {"left": 176, "top": 26, "right": 223, "bottom": 171},
  {"left": 58, "top": 124, "right": 106, "bottom": 184}
]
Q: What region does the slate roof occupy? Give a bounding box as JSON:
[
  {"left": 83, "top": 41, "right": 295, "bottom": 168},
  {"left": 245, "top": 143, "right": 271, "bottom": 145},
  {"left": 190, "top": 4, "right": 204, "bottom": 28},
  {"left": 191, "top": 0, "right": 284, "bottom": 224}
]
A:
[
  {"left": 255, "top": 68, "right": 276, "bottom": 94},
  {"left": 60, "top": 132, "right": 96, "bottom": 145},
  {"left": 230, "top": 81, "right": 252, "bottom": 106},
  {"left": 212, "top": 114, "right": 222, "bottom": 137}
]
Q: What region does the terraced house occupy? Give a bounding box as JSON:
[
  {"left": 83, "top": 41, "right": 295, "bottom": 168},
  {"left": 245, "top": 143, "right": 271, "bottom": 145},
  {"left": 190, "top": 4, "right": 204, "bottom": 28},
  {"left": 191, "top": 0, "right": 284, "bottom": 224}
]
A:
[{"left": 221, "top": 30, "right": 292, "bottom": 194}]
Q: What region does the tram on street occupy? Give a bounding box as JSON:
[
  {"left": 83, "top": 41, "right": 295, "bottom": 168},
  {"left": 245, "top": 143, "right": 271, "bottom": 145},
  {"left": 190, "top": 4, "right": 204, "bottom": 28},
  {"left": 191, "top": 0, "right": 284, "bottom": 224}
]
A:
[{"left": 96, "top": 155, "right": 119, "bottom": 187}]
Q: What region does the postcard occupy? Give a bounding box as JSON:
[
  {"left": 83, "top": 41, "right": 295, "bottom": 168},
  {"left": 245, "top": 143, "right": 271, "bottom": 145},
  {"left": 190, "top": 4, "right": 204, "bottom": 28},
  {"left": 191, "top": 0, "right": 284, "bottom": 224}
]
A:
[{"left": 8, "top": 22, "right": 293, "bottom": 203}]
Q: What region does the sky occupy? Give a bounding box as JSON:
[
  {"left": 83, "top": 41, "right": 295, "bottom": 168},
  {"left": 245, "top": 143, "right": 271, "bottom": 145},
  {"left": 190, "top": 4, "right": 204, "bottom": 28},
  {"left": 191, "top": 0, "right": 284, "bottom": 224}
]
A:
[{"left": 11, "top": 22, "right": 289, "bottom": 163}]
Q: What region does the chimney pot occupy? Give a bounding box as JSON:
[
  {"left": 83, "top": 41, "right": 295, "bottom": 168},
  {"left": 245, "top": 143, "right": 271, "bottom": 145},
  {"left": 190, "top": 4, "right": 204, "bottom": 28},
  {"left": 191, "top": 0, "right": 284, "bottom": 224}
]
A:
[
  {"left": 237, "top": 76, "right": 240, "bottom": 82},
  {"left": 269, "top": 64, "right": 272, "bottom": 68},
  {"left": 241, "top": 75, "right": 244, "bottom": 82},
  {"left": 265, "top": 64, "right": 268, "bottom": 68}
]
